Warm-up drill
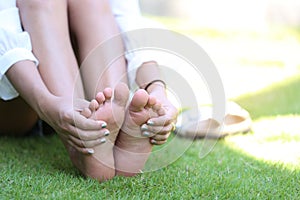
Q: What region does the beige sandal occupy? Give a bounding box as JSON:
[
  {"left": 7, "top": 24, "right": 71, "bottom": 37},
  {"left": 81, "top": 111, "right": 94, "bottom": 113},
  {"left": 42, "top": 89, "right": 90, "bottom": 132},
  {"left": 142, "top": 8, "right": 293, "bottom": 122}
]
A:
[{"left": 175, "top": 102, "right": 252, "bottom": 139}]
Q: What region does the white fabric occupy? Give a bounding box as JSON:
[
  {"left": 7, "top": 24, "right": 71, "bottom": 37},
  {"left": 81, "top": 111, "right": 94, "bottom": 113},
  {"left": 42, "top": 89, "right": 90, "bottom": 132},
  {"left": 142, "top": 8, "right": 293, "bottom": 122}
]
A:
[
  {"left": 0, "top": 2, "right": 38, "bottom": 100},
  {"left": 110, "top": 0, "right": 164, "bottom": 89}
]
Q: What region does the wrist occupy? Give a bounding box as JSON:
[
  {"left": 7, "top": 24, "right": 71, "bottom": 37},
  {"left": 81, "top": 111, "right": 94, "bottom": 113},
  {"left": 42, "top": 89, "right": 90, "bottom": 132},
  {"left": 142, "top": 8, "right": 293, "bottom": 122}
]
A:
[
  {"left": 35, "top": 91, "right": 56, "bottom": 119},
  {"left": 147, "top": 83, "right": 166, "bottom": 94},
  {"left": 143, "top": 79, "right": 166, "bottom": 92}
]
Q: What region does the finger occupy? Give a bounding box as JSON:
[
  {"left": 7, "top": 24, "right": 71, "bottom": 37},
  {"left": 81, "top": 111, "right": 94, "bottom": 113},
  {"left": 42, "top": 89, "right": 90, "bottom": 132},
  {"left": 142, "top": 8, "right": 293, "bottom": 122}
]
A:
[
  {"left": 80, "top": 108, "right": 92, "bottom": 118},
  {"left": 68, "top": 126, "right": 110, "bottom": 141},
  {"left": 70, "top": 112, "right": 107, "bottom": 130},
  {"left": 73, "top": 98, "right": 90, "bottom": 110},
  {"left": 57, "top": 132, "right": 94, "bottom": 154},
  {"left": 147, "top": 115, "right": 174, "bottom": 126},
  {"left": 68, "top": 134, "right": 107, "bottom": 148},
  {"left": 150, "top": 138, "right": 167, "bottom": 145},
  {"left": 141, "top": 130, "right": 156, "bottom": 138},
  {"left": 141, "top": 123, "right": 173, "bottom": 135},
  {"left": 151, "top": 132, "right": 171, "bottom": 141},
  {"left": 67, "top": 140, "right": 95, "bottom": 155}
]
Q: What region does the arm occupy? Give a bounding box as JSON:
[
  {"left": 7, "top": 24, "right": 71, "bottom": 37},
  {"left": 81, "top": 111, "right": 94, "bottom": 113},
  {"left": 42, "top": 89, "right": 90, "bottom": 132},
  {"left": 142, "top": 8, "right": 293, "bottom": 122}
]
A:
[
  {"left": 0, "top": 4, "right": 104, "bottom": 154},
  {"left": 110, "top": 0, "right": 164, "bottom": 89},
  {"left": 110, "top": 0, "right": 178, "bottom": 144},
  {"left": 6, "top": 61, "right": 104, "bottom": 154},
  {"left": 136, "top": 62, "right": 178, "bottom": 145}
]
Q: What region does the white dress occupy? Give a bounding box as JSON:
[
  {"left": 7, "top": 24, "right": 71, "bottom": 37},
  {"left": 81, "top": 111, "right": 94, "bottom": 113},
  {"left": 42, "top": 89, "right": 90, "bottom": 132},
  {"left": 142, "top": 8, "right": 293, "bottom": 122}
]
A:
[
  {"left": 0, "top": 0, "right": 160, "bottom": 100},
  {"left": 0, "top": 0, "right": 38, "bottom": 100},
  {"left": 109, "top": 0, "right": 164, "bottom": 89}
]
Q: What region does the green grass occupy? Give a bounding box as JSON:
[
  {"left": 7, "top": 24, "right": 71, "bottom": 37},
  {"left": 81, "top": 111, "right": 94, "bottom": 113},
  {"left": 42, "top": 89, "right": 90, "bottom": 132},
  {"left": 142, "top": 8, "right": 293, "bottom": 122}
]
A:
[
  {"left": 1, "top": 133, "right": 299, "bottom": 199},
  {"left": 234, "top": 75, "right": 300, "bottom": 120},
  {"left": 1, "top": 18, "right": 300, "bottom": 199},
  {"left": 1, "top": 74, "right": 300, "bottom": 199}
]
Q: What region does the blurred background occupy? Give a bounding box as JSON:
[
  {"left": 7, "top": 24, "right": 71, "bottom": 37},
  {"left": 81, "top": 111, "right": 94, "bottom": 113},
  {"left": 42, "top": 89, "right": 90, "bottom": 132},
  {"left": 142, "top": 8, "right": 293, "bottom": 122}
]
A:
[
  {"left": 139, "top": 0, "right": 300, "bottom": 164},
  {"left": 140, "top": 0, "right": 300, "bottom": 98}
]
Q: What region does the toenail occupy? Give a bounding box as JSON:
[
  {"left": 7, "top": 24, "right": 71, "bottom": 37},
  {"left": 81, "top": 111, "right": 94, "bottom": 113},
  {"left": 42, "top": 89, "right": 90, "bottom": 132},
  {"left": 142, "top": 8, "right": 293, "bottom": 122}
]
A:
[
  {"left": 142, "top": 131, "right": 150, "bottom": 137},
  {"left": 87, "top": 149, "right": 94, "bottom": 154},
  {"left": 104, "top": 130, "right": 110, "bottom": 136},
  {"left": 147, "top": 120, "right": 154, "bottom": 126},
  {"left": 101, "top": 122, "right": 107, "bottom": 128},
  {"left": 141, "top": 124, "right": 148, "bottom": 131},
  {"left": 100, "top": 138, "right": 106, "bottom": 143}
]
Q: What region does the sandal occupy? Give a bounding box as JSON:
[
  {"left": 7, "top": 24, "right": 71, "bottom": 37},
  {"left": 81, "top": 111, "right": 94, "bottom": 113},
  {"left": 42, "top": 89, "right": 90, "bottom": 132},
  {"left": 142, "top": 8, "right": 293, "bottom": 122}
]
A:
[{"left": 175, "top": 102, "right": 252, "bottom": 139}]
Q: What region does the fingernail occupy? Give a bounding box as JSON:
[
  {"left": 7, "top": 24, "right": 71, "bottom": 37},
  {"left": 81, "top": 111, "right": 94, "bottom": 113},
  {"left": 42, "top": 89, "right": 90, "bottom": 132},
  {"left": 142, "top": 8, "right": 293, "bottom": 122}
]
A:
[
  {"left": 141, "top": 124, "right": 148, "bottom": 131},
  {"left": 104, "top": 130, "right": 110, "bottom": 136},
  {"left": 87, "top": 149, "right": 94, "bottom": 154},
  {"left": 151, "top": 139, "right": 156, "bottom": 144},
  {"left": 147, "top": 120, "right": 154, "bottom": 126},
  {"left": 100, "top": 138, "right": 106, "bottom": 143},
  {"left": 101, "top": 122, "right": 107, "bottom": 128},
  {"left": 142, "top": 131, "right": 150, "bottom": 137}
]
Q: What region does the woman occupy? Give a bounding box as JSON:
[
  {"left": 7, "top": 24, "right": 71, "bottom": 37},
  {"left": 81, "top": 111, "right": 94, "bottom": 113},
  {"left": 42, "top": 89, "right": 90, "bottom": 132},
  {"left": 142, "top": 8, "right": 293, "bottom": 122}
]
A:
[{"left": 0, "top": 0, "right": 178, "bottom": 181}]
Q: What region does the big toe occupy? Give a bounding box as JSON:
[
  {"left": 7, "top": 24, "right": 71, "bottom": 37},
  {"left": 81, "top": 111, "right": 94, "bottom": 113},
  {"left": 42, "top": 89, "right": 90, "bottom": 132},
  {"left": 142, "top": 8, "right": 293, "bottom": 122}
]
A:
[
  {"left": 113, "top": 82, "right": 130, "bottom": 107},
  {"left": 130, "top": 89, "right": 149, "bottom": 112}
]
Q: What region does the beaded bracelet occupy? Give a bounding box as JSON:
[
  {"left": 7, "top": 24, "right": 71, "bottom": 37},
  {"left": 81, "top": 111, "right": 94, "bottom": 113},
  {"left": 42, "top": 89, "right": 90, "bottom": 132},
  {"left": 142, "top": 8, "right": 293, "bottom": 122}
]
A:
[{"left": 144, "top": 80, "right": 167, "bottom": 91}]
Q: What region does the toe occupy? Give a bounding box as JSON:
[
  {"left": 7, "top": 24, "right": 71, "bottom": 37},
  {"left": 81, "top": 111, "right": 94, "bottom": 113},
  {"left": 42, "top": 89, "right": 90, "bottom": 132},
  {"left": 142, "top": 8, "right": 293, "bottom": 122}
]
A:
[
  {"left": 151, "top": 100, "right": 162, "bottom": 112},
  {"left": 103, "top": 88, "right": 113, "bottom": 100},
  {"left": 89, "top": 99, "right": 99, "bottom": 112},
  {"left": 146, "top": 95, "right": 157, "bottom": 108},
  {"left": 113, "top": 82, "right": 129, "bottom": 107},
  {"left": 95, "top": 92, "right": 105, "bottom": 105},
  {"left": 130, "top": 89, "right": 149, "bottom": 112}
]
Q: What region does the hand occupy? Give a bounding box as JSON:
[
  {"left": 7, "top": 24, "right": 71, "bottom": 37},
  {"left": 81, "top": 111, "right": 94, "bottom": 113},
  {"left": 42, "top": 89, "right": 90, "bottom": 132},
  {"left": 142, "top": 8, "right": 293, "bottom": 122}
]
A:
[
  {"left": 38, "top": 95, "right": 108, "bottom": 154},
  {"left": 142, "top": 89, "right": 178, "bottom": 145}
]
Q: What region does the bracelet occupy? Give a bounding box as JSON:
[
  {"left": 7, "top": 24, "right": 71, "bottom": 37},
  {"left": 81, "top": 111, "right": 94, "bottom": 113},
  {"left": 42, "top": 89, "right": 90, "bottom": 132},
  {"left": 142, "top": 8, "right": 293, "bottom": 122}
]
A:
[{"left": 144, "top": 80, "right": 166, "bottom": 91}]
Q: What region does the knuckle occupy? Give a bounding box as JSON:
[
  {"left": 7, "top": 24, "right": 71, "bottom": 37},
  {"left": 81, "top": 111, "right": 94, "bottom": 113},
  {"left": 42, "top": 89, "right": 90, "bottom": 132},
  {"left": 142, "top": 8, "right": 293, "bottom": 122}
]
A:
[
  {"left": 80, "top": 140, "right": 86, "bottom": 148},
  {"left": 78, "top": 132, "right": 88, "bottom": 140},
  {"left": 60, "top": 124, "right": 69, "bottom": 132},
  {"left": 61, "top": 110, "right": 73, "bottom": 121}
]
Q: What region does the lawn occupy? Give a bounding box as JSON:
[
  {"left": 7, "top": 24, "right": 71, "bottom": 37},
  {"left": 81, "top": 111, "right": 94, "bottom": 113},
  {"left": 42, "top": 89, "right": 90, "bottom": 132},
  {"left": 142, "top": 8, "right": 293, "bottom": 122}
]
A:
[{"left": 1, "top": 18, "right": 300, "bottom": 199}]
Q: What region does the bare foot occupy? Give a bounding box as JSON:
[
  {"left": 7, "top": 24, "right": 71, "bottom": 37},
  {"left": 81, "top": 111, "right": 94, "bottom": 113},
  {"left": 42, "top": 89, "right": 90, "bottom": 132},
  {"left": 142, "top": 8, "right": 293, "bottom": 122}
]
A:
[
  {"left": 114, "top": 89, "right": 163, "bottom": 176},
  {"left": 69, "top": 83, "right": 129, "bottom": 181}
]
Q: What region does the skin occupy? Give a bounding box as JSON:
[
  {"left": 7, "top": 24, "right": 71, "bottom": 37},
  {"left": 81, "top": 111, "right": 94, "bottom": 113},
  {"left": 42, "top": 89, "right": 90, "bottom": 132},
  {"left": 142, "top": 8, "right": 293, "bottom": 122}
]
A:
[
  {"left": 114, "top": 89, "right": 165, "bottom": 176},
  {"left": 136, "top": 61, "right": 178, "bottom": 145},
  {"left": 0, "top": 0, "right": 178, "bottom": 182}
]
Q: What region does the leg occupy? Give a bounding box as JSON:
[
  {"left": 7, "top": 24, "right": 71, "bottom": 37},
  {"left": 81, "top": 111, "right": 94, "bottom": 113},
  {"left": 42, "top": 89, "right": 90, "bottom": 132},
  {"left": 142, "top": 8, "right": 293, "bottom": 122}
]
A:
[
  {"left": 78, "top": 83, "right": 129, "bottom": 180},
  {"left": 67, "top": 0, "right": 129, "bottom": 181},
  {"left": 68, "top": 0, "right": 128, "bottom": 98},
  {"left": 17, "top": 0, "right": 96, "bottom": 176},
  {"left": 17, "top": 0, "right": 84, "bottom": 99},
  {"left": 114, "top": 90, "right": 164, "bottom": 176},
  {"left": 0, "top": 98, "right": 38, "bottom": 136}
]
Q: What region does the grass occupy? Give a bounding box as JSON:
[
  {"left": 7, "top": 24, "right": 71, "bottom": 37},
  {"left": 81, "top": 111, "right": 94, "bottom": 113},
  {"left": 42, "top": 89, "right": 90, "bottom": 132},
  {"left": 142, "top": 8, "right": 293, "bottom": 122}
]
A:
[
  {"left": 1, "top": 132, "right": 299, "bottom": 199},
  {"left": 0, "top": 99, "right": 298, "bottom": 200},
  {"left": 234, "top": 75, "right": 300, "bottom": 119},
  {"left": 1, "top": 18, "right": 300, "bottom": 199}
]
